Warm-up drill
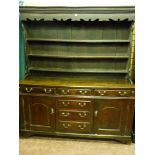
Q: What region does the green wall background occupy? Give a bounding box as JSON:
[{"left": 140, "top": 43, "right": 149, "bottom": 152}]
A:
[{"left": 19, "top": 15, "right": 25, "bottom": 80}]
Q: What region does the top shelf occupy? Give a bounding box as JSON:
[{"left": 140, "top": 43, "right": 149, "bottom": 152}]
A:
[{"left": 26, "top": 38, "right": 130, "bottom": 43}]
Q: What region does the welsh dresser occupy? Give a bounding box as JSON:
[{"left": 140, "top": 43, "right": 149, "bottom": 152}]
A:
[{"left": 19, "top": 6, "right": 135, "bottom": 143}]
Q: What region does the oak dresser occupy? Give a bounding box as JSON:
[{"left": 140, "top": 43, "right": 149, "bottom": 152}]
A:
[{"left": 19, "top": 6, "right": 135, "bottom": 143}]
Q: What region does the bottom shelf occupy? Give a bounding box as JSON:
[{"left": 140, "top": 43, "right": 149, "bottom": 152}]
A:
[{"left": 29, "top": 67, "right": 128, "bottom": 74}]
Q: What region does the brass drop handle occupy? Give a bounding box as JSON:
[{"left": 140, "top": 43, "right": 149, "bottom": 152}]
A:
[
  {"left": 94, "top": 110, "right": 98, "bottom": 117},
  {"left": 62, "top": 123, "right": 71, "bottom": 128},
  {"left": 79, "top": 90, "right": 88, "bottom": 95},
  {"left": 44, "top": 88, "right": 52, "bottom": 94},
  {"left": 24, "top": 120, "right": 28, "bottom": 125},
  {"left": 62, "top": 102, "right": 70, "bottom": 106},
  {"left": 78, "top": 102, "right": 86, "bottom": 107},
  {"left": 25, "top": 87, "right": 33, "bottom": 93},
  {"left": 61, "top": 89, "right": 70, "bottom": 95},
  {"left": 50, "top": 108, "right": 54, "bottom": 115},
  {"left": 118, "top": 91, "right": 127, "bottom": 96},
  {"left": 131, "top": 91, "right": 135, "bottom": 94},
  {"left": 61, "top": 112, "right": 70, "bottom": 117},
  {"left": 78, "top": 112, "right": 87, "bottom": 117},
  {"left": 98, "top": 90, "right": 106, "bottom": 96},
  {"left": 78, "top": 124, "right": 87, "bottom": 130}
]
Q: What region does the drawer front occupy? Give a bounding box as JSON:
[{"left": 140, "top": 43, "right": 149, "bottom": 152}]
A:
[
  {"left": 57, "top": 100, "right": 92, "bottom": 109},
  {"left": 20, "top": 86, "right": 55, "bottom": 94},
  {"left": 58, "top": 110, "right": 90, "bottom": 121},
  {"left": 57, "top": 88, "right": 91, "bottom": 96},
  {"left": 94, "top": 89, "right": 134, "bottom": 97},
  {"left": 56, "top": 121, "right": 91, "bottom": 133}
]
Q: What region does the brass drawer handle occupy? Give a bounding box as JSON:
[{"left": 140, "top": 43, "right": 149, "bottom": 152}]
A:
[
  {"left": 131, "top": 91, "right": 135, "bottom": 94},
  {"left": 44, "top": 88, "right": 52, "bottom": 94},
  {"left": 62, "top": 101, "right": 70, "bottom": 106},
  {"left": 50, "top": 108, "right": 54, "bottom": 115},
  {"left": 118, "top": 91, "right": 127, "bottom": 96},
  {"left": 61, "top": 89, "right": 70, "bottom": 95},
  {"left": 78, "top": 124, "right": 87, "bottom": 130},
  {"left": 98, "top": 90, "right": 106, "bottom": 96},
  {"left": 78, "top": 112, "right": 87, "bottom": 117},
  {"left": 94, "top": 110, "right": 98, "bottom": 117},
  {"left": 79, "top": 90, "right": 88, "bottom": 95},
  {"left": 78, "top": 102, "right": 86, "bottom": 107},
  {"left": 24, "top": 120, "right": 28, "bottom": 125},
  {"left": 61, "top": 112, "right": 70, "bottom": 117},
  {"left": 62, "top": 123, "right": 71, "bottom": 129},
  {"left": 25, "top": 87, "right": 33, "bottom": 93}
]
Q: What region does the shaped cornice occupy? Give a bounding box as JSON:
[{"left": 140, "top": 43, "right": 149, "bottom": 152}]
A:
[{"left": 19, "top": 6, "right": 135, "bottom": 21}]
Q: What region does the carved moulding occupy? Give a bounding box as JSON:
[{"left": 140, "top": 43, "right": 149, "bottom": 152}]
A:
[
  {"left": 19, "top": 6, "right": 135, "bottom": 22},
  {"left": 20, "top": 13, "right": 134, "bottom": 22}
]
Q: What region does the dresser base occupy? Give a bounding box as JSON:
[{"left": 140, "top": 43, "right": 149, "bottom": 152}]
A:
[
  {"left": 19, "top": 79, "right": 134, "bottom": 144},
  {"left": 20, "top": 129, "right": 132, "bottom": 144}
]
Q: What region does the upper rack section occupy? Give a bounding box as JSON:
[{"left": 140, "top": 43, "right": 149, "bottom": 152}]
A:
[{"left": 19, "top": 6, "right": 135, "bottom": 81}]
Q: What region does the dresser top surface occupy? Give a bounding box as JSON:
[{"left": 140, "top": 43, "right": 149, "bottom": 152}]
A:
[{"left": 20, "top": 76, "right": 134, "bottom": 88}]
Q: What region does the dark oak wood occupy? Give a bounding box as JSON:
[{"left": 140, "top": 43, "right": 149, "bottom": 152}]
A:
[
  {"left": 20, "top": 78, "right": 134, "bottom": 88},
  {"left": 57, "top": 110, "right": 90, "bottom": 121},
  {"left": 57, "top": 99, "right": 92, "bottom": 110},
  {"left": 94, "top": 99, "right": 133, "bottom": 136},
  {"left": 56, "top": 121, "right": 91, "bottom": 133},
  {"left": 24, "top": 96, "right": 56, "bottom": 132},
  {"left": 20, "top": 85, "right": 135, "bottom": 142},
  {"left": 132, "top": 113, "right": 135, "bottom": 143},
  {"left": 19, "top": 6, "right": 135, "bottom": 143}
]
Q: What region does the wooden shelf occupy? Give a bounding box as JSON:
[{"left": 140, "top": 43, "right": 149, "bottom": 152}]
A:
[
  {"left": 27, "top": 54, "right": 129, "bottom": 59},
  {"left": 27, "top": 38, "right": 130, "bottom": 43},
  {"left": 29, "top": 67, "right": 128, "bottom": 74}
]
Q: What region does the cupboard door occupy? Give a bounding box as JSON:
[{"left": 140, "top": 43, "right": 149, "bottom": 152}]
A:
[
  {"left": 19, "top": 95, "right": 25, "bottom": 130},
  {"left": 24, "top": 96, "right": 55, "bottom": 132},
  {"left": 94, "top": 99, "right": 130, "bottom": 135}
]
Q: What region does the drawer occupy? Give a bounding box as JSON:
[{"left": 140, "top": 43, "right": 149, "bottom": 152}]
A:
[
  {"left": 56, "top": 121, "right": 91, "bottom": 133},
  {"left": 58, "top": 110, "right": 90, "bottom": 121},
  {"left": 57, "top": 100, "right": 92, "bottom": 109},
  {"left": 94, "top": 89, "right": 134, "bottom": 97},
  {"left": 57, "top": 88, "right": 91, "bottom": 96},
  {"left": 20, "top": 86, "right": 55, "bottom": 94}
]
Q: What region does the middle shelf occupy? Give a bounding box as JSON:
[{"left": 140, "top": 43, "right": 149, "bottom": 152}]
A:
[
  {"left": 29, "top": 67, "right": 128, "bottom": 74},
  {"left": 28, "top": 56, "right": 129, "bottom": 74},
  {"left": 27, "top": 53, "right": 129, "bottom": 59}
]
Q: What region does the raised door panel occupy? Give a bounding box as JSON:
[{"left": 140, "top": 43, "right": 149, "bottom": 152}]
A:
[
  {"left": 94, "top": 99, "right": 128, "bottom": 135},
  {"left": 24, "top": 96, "right": 55, "bottom": 132}
]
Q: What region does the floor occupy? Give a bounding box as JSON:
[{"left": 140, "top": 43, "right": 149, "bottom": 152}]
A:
[{"left": 19, "top": 136, "right": 135, "bottom": 155}]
